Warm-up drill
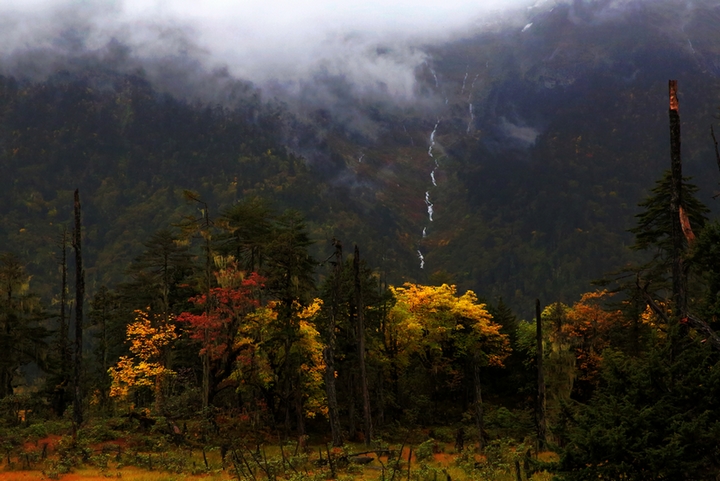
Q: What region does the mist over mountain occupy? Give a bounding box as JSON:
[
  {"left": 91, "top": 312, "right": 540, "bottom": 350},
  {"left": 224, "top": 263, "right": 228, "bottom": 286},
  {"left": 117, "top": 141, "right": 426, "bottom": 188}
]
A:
[{"left": 1, "top": 0, "right": 720, "bottom": 314}]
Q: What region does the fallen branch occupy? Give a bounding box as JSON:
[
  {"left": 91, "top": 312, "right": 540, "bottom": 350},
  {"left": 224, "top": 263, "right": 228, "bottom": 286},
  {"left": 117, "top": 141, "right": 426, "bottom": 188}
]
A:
[
  {"left": 349, "top": 449, "right": 392, "bottom": 457},
  {"left": 637, "top": 277, "right": 720, "bottom": 350},
  {"left": 685, "top": 315, "right": 720, "bottom": 351}
]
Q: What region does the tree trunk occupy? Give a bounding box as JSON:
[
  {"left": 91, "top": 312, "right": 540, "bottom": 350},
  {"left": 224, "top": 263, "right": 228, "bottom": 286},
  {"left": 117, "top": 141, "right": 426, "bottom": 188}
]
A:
[
  {"left": 354, "top": 245, "right": 373, "bottom": 446},
  {"left": 60, "top": 228, "right": 69, "bottom": 376},
  {"left": 202, "top": 204, "right": 211, "bottom": 410},
  {"left": 669, "top": 80, "right": 686, "bottom": 319},
  {"left": 535, "top": 299, "right": 547, "bottom": 451},
  {"left": 53, "top": 229, "right": 70, "bottom": 417},
  {"left": 294, "top": 382, "right": 305, "bottom": 437},
  {"left": 348, "top": 372, "right": 356, "bottom": 438},
  {"left": 473, "top": 358, "right": 484, "bottom": 452},
  {"left": 324, "top": 239, "right": 344, "bottom": 446},
  {"left": 72, "top": 189, "right": 85, "bottom": 427}
]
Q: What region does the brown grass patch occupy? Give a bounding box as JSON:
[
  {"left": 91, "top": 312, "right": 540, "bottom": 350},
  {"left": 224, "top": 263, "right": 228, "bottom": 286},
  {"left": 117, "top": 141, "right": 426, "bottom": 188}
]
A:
[
  {"left": 537, "top": 451, "right": 559, "bottom": 462},
  {"left": 23, "top": 434, "right": 62, "bottom": 452},
  {"left": 432, "top": 452, "right": 454, "bottom": 465}
]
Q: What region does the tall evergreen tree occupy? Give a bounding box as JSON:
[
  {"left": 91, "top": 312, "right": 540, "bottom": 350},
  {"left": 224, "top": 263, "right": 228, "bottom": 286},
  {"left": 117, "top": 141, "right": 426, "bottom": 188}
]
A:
[
  {"left": 122, "top": 229, "right": 193, "bottom": 318},
  {"left": 88, "top": 286, "right": 124, "bottom": 410},
  {"left": 263, "top": 210, "right": 316, "bottom": 434},
  {"left": 49, "top": 229, "right": 72, "bottom": 416},
  {"left": 0, "top": 254, "right": 47, "bottom": 399},
  {"left": 630, "top": 170, "right": 708, "bottom": 261},
  {"left": 72, "top": 189, "right": 85, "bottom": 427},
  {"left": 216, "top": 197, "right": 273, "bottom": 273}
]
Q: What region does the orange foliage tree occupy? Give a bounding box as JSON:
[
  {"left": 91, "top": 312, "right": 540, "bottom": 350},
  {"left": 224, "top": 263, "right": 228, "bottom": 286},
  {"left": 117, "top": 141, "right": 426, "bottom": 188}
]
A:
[{"left": 562, "top": 290, "right": 626, "bottom": 401}]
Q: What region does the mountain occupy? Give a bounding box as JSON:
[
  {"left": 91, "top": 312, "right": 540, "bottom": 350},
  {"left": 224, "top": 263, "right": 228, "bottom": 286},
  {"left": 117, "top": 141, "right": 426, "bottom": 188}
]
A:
[{"left": 1, "top": 0, "right": 720, "bottom": 313}]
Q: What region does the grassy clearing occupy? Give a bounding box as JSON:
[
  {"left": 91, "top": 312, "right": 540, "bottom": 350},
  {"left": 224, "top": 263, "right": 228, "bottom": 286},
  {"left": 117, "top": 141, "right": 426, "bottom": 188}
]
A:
[
  {"left": 1, "top": 441, "right": 556, "bottom": 481},
  {"left": 1, "top": 417, "right": 557, "bottom": 480}
]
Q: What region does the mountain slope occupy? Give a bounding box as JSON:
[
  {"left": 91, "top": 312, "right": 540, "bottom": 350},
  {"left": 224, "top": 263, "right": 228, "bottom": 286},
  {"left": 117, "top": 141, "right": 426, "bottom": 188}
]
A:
[{"left": 2, "top": 0, "right": 720, "bottom": 314}]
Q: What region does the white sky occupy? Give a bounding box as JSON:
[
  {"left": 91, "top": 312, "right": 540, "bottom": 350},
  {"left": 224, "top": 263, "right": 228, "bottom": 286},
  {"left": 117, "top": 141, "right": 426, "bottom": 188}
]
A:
[{"left": 0, "top": 0, "right": 551, "bottom": 95}]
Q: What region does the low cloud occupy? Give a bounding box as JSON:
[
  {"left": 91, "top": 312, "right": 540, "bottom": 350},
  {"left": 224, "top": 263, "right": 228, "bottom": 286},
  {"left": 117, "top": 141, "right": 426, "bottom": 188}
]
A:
[
  {"left": 501, "top": 118, "right": 540, "bottom": 145},
  {"left": 0, "top": 0, "right": 545, "bottom": 97}
]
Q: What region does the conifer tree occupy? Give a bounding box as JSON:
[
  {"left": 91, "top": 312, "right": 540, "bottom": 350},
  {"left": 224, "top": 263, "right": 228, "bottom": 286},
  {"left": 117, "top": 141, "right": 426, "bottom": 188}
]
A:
[
  {"left": 72, "top": 189, "right": 85, "bottom": 427},
  {"left": 0, "top": 254, "right": 46, "bottom": 399}
]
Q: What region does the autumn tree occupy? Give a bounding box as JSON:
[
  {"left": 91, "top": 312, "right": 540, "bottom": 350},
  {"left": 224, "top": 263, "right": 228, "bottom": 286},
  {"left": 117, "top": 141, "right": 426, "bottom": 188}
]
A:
[
  {"left": 563, "top": 290, "right": 626, "bottom": 401},
  {"left": 388, "top": 283, "right": 509, "bottom": 441},
  {"left": 176, "top": 259, "right": 263, "bottom": 407},
  {"left": 108, "top": 308, "right": 178, "bottom": 412}
]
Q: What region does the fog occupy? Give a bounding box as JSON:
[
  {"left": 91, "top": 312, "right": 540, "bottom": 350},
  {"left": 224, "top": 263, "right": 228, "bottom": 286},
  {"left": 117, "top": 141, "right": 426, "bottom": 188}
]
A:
[
  {"left": 1, "top": 0, "right": 692, "bottom": 145},
  {"left": 0, "top": 0, "right": 556, "bottom": 98}
]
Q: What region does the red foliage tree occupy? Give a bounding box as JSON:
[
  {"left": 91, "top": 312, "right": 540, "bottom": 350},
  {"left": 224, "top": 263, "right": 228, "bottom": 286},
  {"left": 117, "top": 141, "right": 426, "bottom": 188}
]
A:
[{"left": 177, "top": 264, "right": 264, "bottom": 405}]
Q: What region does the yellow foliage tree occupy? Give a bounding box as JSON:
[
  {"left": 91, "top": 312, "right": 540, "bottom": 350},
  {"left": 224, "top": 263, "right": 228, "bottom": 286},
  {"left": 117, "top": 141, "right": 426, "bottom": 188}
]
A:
[
  {"left": 387, "top": 283, "right": 509, "bottom": 446},
  {"left": 232, "top": 298, "right": 327, "bottom": 424},
  {"left": 108, "top": 308, "right": 178, "bottom": 411},
  {"left": 388, "top": 283, "right": 509, "bottom": 369}
]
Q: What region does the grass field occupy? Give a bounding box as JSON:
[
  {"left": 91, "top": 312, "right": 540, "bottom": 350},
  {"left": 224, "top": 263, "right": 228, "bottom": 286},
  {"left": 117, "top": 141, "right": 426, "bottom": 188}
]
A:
[{"left": 1, "top": 441, "right": 557, "bottom": 481}]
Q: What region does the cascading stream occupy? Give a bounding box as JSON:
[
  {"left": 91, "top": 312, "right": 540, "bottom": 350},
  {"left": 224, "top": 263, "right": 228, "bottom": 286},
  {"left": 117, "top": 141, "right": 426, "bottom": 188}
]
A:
[
  {"left": 419, "top": 119, "right": 440, "bottom": 268},
  {"left": 428, "top": 120, "right": 439, "bottom": 157},
  {"left": 466, "top": 74, "right": 479, "bottom": 133},
  {"left": 425, "top": 191, "right": 434, "bottom": 222},
  {"left": 460, "top": 65, "right": 469, "bottom": 95},
  {"left": 467, "top": 103, "right": 474, "bottom": 133}
]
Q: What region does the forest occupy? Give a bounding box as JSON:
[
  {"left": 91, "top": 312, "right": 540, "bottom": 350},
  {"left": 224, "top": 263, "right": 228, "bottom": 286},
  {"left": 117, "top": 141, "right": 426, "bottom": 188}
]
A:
[
  {"left": 3, "top": 1, "right": 720, "bottom": 476},
  {"left": 1, "top": 68, "right": 720, "bottom": 481}
]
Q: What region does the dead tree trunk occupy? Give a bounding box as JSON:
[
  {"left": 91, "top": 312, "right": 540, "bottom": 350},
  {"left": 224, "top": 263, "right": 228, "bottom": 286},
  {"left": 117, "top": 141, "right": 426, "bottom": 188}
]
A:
[
  {"left": 354, "top": 245, "right": 372, "bottom": 446},
  {"left": 669, "top": 80, "right": 686, "bottom": 319},
  {"left": 72, "top": 189, "right": 84, "bottom": 427},
  {"left": 535, "top": 299, "right": 547, "bottom": 451},
  {"left": 324, "top": 239, "right": 343, "bottom": 446}
]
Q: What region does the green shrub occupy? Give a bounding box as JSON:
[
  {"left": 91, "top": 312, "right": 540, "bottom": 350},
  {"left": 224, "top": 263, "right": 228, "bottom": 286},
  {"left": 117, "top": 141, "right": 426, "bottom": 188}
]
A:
[{"left": 415, "top": 439, "right": 436, "bottom": 461}]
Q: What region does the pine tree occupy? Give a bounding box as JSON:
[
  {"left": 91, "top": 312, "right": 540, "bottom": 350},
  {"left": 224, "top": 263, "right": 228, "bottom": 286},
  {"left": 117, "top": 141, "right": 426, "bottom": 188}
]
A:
[
  {"left": 630, "top": 170, "right": 708, "bottom": 257},
  {"left": 123, "top": 229, "right": 193, "bottom": 319},
  {"left": 557, "top": 338, "right": 720, "bottom": 480},
  {"left": 0, "top": 254, "right": 47, "bottom": 399},
  {"left": 216, "top": 197, "right": 273, "bottom": 273}
]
